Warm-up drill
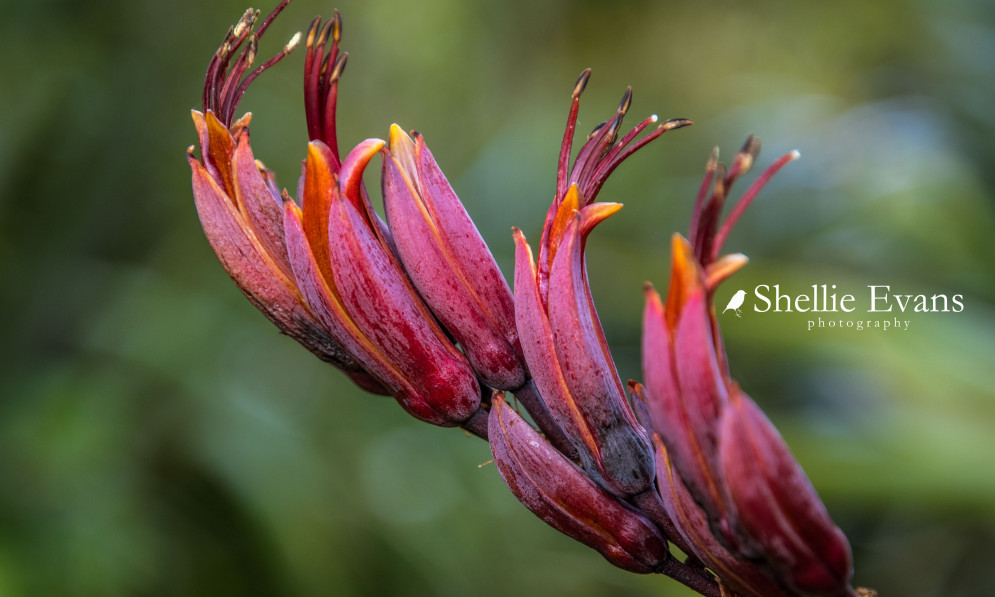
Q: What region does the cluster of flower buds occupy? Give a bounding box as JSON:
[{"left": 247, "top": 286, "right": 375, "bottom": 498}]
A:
[
  {"left": 188, "top": 3, "right": 866, "bottom": 596},
  {"left": 633, "top": 137, "right": 857, "bottom": 596}
]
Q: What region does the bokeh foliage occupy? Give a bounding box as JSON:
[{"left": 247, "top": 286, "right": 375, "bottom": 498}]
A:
[{"left": 1, "top": 0, "right": 993, "bottom": 595}]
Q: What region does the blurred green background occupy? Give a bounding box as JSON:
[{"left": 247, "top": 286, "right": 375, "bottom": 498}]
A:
[{"left": 2, "top": 0, "right": 994, "bottom": 595}]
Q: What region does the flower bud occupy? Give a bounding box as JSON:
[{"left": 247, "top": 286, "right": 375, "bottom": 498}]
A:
[
  {"left": 514, "top": 200, "right": 654, "bottom": 498},
  {"left": 719, "top": 388, "right": 853, "bottom": 596},
  {"left": 652, "top": 435, "right": 791, "bottom": 597},
  {"left": 510, "top": 74, "right": 688, "bottom": 498},
  {"left": 283, "top": 139, "right": 481, "bottom": 427},
  {"left": 641, "top": 239, "right": 737, "bottom": 540},
  {"left": 488, "top": 396, "right": 669, "bottom": 574},
  {"left": 189, "top": 5, "right": 387, "bottom": 394},
  {"left": 189, "top": 110, "right": 386, "bottom": 394},
  {"left": 640, "top": 140, "right": 855, "bottom": 596},
  {"left": 382, "top": 125, "right": 526, "bottom": 390}
]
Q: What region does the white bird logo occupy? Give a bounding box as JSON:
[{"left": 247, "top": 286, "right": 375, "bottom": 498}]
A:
[{"left": 722, "top": 290, "right": 747, "bottom": 317}]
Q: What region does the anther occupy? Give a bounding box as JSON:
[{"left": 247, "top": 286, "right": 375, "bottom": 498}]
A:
[
  {"left": 572, "top": 69, "right": 592, "bottom": 99},
  {"left": 306, "top": 17, "right": 321, "bottom": 48},
  {"left": 330, "top": 52, "right": 348, "bottom": 81},
  {"left": 232, "top": 8, "right": 255, "bottom": 39},
  {"left": 285, "top": 31, "right": 302, "bottom": 53},
  {"left": 245, "top": 35, "right": 259, "bottom": 68},
  {"left": 660, "top": 118, "right": 693, "bottom": 131},
  {"left": 332, "top": 9, "right": 342, "bottom": 44},
  {"left": 317, "top": 18, "right": 334, "bottom": 48},
  {"left": 617, "top": 86, "right": 633, "bottom": 116}
]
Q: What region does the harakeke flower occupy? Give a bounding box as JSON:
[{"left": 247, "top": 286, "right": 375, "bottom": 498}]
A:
[
  {"left": 188, "top": 2, "right": 386, "bottom": 394},
  {"left": 382, "top": 126, "right": 525, "bottom": 392},
  {"left": 513, "top": 71, "right": 691, "bottom": 499},
  {"left": 638, "top": 138, "right": 855, "bottom": 596},
  {"left": 280, "top": 13, "right": 485, "bottom": 432},
  {"left": 282, "top": 137, "right": 484, "bottom": 431},
  {"left": 190, "top": 4, "right": 864, "bottom": 594},
  {"left": 190, "top": 4, "right": 485, "bottom": 431}
]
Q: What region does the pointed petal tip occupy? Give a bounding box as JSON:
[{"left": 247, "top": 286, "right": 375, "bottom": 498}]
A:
[
  {"left": 283, "top": 195, "right": 303, "bottom": 219},
  {"left": 670, "top": 233, "right": 694, "bottom": 259},
  {"left": 387, "top": 123, "right": 407, "bottom": 144},
  {"left": 578, "top": 201, "right": 623, "bottom": 235},
  {"left": 705, "top": 253, "right": 749, "bottom": 290}
]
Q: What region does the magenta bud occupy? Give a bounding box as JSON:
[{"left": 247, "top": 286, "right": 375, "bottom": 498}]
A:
[
  {"left": 382, "top": 125, "right": 526, "bottom": 390},
  {"left": 488, "top": 396, "right": 669, "bottom": 574},
  {"left": 641, "top": 255, "right": 733, "bottom": 533},
  {"left": 639, "top": 143, "right": 856, "bottom": 596},
  {"left": 653, "top": 436, "right": 791, "bottom": 597},
  {"left": 508, "top": 75, "right": 686, "bottom": 499},
  {"left": 283, "top": 139, "right": 481, "bottom": 427},
  {"left": 719, "top": 389, "right": 853, "bottom": 596},
  {"left": 514, "top": 205, "right": 654, "bottom": 498},
  {"left": 189, "top": 110, "right": 387, "bottom": 394}
]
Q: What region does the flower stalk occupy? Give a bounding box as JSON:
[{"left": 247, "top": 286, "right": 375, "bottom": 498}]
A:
[{"left": 187, "top": 3, "right": 870, "bottom": 595}]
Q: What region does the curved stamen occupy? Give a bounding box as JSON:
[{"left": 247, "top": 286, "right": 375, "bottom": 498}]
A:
[
  {"left": 304, "top": 10, "right": 344, "bottom": 156},
  {"left": 201, "top": 1, "right": 299, "bottom": 127},
  {"left": 694, "top": 162, "right": 727, "bottom": 263},
  {"left": 540, "top": 76, "right": 690, "bottom": 290},
  {"left": 709, "top": 150, "right": 799, "bottom": 262},
  {"left": 556, "top": 69, "right": 592, "bottom": 202},
  {"left": 585, "top": 117, "right": 692, "bottom": 202},
  {"left": 570, "top": 88, "right": 632, "bottom": 197},
  {"left": 688, "top": 147, "right": 719, "bottom": 246},
  {"left": 203, "top": 9, "right": 255, "bottom": 114}
]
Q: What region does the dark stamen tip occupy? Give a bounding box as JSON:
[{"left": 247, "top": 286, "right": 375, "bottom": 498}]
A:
[
  {"left": 330, "top": 52, "right": 348, "bottom": 80},
  {"left": 618, "top": 86, "right": 633, "bottom": 115},
  {"left": 332, "top": 9, "right": 342, "bottom": 43},
  {"left": 731, "top": 135, "right": 761, "bottom": 178},
  {"left": 587, "top": 121, "right": 607, "bottom": 140},
  {"left": 572, "top": 69, "right": 592, "bottom": 99},
  {"left": 317, "top": 18, "right": 334, "bottom": 47},
  {"left": 606, "top": 117, "right": 622, "bottom": 146},
  {"left": 217, "top": 26, "right": 235, "bottom": 57},
  {"left": 306, "top": 17, "right": 321, "bottom": 48},
  {"left": 660, "top": 117, "right": 693, "bottom": 131},
  {"left": 739, "top": 134, "right": 761, "bottom": 158}
]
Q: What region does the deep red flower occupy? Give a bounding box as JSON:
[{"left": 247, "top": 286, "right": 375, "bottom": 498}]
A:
[{"left": 638, "top": 138, "right": 855, "bottom": 596}]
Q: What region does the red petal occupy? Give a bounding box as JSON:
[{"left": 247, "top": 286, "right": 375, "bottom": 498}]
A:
[
  {"left": 654, "top": 438, "right": 790, "bottom": 597},
  {"left": 232, "top": 133, "right": 293, "bottom": 279},
  {"left": 284, "top": 199, "right": 446, "bottom": 422},
  {"left": 383, "top": 128, "right": 524, "bottom": 389},
  {"left": 326, "top": 155, "right": 480, "bottom": 425},
  {"left": 489, "top": 396, "right": 669, "bottom": 574},
  {"left": 719, "top": 389, "right": 853, "bottom": 595},
  {"left": 190, "top": 155, "right": 356, "bottom": 371},
  {"left": 547, "top": 215, "right": 653, "bottom": 496},
  {"left": 514, "top": 228, "right": 596, "bottom": 449}
]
